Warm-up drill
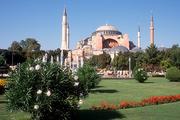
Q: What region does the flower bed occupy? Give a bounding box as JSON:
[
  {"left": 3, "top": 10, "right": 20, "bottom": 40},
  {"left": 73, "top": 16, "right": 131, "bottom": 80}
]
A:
[
  {"left": 0, "top": 78, "right": 6, "bottom": 94},
  {"left": 91, "top": 94, "right": 180, "bottom": 110}
]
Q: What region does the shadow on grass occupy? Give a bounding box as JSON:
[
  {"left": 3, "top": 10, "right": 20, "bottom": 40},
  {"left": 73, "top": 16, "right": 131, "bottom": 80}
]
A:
[
  {"left": 0, "top": 100, "right": 8, "bottom": 104},
  {"left": 143, "top": 82, "right": 154, "bottom": 84},
  {"left": 90, "top": 89, "right": 119, "bottom": 93},
  {"left": 75, "top": 109, "right": 125, "bottom": 120},
  {"left": 95, "top": 86, "right": 104, "bottom": 88}
]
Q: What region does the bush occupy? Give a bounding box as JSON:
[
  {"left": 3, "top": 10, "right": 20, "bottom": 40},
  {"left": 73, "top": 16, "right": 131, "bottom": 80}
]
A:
[
  {"left": 166, "top": 67, "right": 180, "bottom": 82},
  {"left": 133, "top": 67, "right": 148, "bottom": 83},
  {"left": 76, "top": 64, "right": 101, "bottom": 96},
  {"left": 6, "top": 61, "right": 81, "bottom": 120}
]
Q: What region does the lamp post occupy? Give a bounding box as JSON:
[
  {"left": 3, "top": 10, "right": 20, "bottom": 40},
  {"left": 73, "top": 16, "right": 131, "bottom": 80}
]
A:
[{"left": 128, "top": 57, "right": 131, "bottom": 78}]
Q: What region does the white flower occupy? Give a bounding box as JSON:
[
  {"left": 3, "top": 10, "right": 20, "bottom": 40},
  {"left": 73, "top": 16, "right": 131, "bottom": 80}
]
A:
[
  {"left": 35, "top": 64, "right": 41, "bottom": 70},
  {"left": 37, "top": 90, "right": 42, "bottom": 95},
  {"left": 138, "top": 69, "right": 141, "bottom": 72},
  {"left": 141, "top": 74, "right": 143, "bottom": 76},
  {"left": 74, "top": 82, "right": 79, "bottom": 87},
  {"left": 74, "top": 75, "right": 78, "bottom": 81},
  {"left": 46, "top": 90, "right": 51, "bottom": 96},
  {"left": 78, "top": 99, "right": 83, "bottom": 105},
  {"left": 143, "top": 77, "right": 146, "bottom": 79},
  {"left": 80, "top": 93, "right": 83, "bottom": 97},
  {"left": 34, "top": 105, "right": 39, "bottom": 110},
  {"left": 29, "top": 67, "right": 34, "bottom": 71}
]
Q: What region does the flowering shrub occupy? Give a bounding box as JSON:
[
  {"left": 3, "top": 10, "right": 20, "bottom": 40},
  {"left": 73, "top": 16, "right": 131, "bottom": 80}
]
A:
[
  {"left": 133, "top": 67, "right": 148, "bottom": 83},
  {"left": 76, "top": 64, "right": 101, "bottom": 96},
  {"left": 91, "top": 94, "right": 180, "bottom": 110},
  {"left": 6, "top": 61, "right": 82, "bottom": 120}
]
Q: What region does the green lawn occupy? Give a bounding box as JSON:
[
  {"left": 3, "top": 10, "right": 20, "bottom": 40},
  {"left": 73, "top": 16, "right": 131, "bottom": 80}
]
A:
[
  {"left": 81, "top": 77, "right": 180, "bottom": 109},
  {"left": 0, "top": 77, "right": 180, "bottom": 120}
]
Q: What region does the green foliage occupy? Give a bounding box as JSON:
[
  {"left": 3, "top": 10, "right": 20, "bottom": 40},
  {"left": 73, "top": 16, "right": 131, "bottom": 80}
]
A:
[
  {"left": 112, "top": 52, "right": 129, "bottom": 70},
  {"left": 160, "top": 60, "right": 172, "bottom": 70},
  {"left": 87, "top": 52, "right": 111, "bottom": 69},
  {"left": 133, "top": 67, "right": 148, "bottom": 83},
  {"left": 76, "top": 64, "right": 101, "bottom": 96},
  {"left": 145, "top": 44, "right": 160, "bottom": 65},
  {"left": 6, "top": 61, "right": 81, "bottom": 120},
  {"left": 170, "top": 45, "right": 180, "bottom": 69},
  {"left": 0, "top": 55, "right": 5, "bottom": 66},
  {"left": 166, "top": 67, "right": 180, "bottom": 82},
  {"left": 8, "top": 41, "right": 22, "bottom": 52}
]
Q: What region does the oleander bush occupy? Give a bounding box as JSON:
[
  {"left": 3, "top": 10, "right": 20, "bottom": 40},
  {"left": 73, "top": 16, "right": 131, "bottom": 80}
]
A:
[
  {"left": 76, "top": 64, "right": 101, "bottom": 96},
  {"left": 6, "top": 61, "right": 82, "bottom": 120},
  {"left": 133, "top": 67, "right": 148, "bottom": 83},
  {"left": 166, "top": 67, "right": 180, "bottom": 82}
]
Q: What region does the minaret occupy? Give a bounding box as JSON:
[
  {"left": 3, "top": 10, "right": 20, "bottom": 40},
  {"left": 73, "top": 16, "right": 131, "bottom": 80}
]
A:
[
  {"left": 137, "top": 26, "right": 141, "bottom": 48},
  {"left": 150, "top": 16, "right": 154, "bottom": 46},
  {"left": 67, "top": 23, "right": 70, "bottom": 49},
  {"left": 61, "top": 8, "right": 69, "bottom": 50}
]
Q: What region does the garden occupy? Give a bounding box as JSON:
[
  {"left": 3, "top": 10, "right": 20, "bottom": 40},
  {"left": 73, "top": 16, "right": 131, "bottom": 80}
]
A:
[{"left": 1, "top": 76, "right": 180, "bottom": 120}]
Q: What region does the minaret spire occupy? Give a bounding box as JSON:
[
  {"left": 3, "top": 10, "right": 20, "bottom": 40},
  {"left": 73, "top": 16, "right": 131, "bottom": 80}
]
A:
[
  {"left": 61, "top": 7, "right": 69, "bottom": 50},
  {"left": 137, "top": 26, "right": 141, "bottom": 48},
  {"left": 150, "top": 15, "right": 154, "bottom": 46}
]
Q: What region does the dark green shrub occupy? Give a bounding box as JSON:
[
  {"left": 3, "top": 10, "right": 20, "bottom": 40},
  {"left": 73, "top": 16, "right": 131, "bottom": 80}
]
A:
[
  {"left": 6, "top": 61, "right": 81, "bottom": 120},
  {"left": 76, "top": 64, "right": 101, "bottom": 96},
  {"left": 133, "top": 67, "right": 148, "bottom": 83},
  {"left": 166, "top": 67, "right": 180, "bottom": 82}
]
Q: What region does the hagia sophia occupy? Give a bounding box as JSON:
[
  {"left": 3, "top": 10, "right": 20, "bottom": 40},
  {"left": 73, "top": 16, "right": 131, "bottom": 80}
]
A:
[{"left": 60, "top": 8, "right": 155, "bottom": 69}]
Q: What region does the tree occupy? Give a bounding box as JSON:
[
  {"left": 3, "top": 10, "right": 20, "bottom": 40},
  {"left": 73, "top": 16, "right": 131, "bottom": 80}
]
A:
[
  {"left": 112, "top": 52, "right": 129, "bottom": 70},
  {"left": 145, "top": 44, "right": 160, "bottom": 65},
  {"left": 8, "top": 41, "right": 22, "bottom": 53},
  {"left": 170, "top": 44, "right": 180, "bottom": 69},
  {"left": 86, "top": 52, "right": 111, "bottom": 69},
  {"left": 19, "top": 38, "right": 41, "bottom": 59},
  {"left": 0, "top": 55, "right": 5, "bottom": 66}
]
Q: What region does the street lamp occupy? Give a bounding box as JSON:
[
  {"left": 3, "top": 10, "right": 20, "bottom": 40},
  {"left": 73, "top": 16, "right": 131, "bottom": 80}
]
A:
[{"left": 128, "top": 57, "right": 131, "bottom": 78}]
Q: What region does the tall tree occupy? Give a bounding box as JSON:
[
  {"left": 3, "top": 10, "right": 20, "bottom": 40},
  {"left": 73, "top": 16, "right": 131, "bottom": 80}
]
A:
[
  {"left": 170, "top": 44, "right": 180, "bottom": 69},
  {"left": 8, "top": 41, "right": 22, "bottom": 52},
  {"left": 19, "top": 38, "right": 41, "bottom": 59},
  {"left": 112, "top": 52, "right": 129, "bottom": 70},
  {"left": 20, "top": 38, "right": 41, "bottom": 52},
  {"left": 145, "top": 44, "right": 160, "bottom": 65}
]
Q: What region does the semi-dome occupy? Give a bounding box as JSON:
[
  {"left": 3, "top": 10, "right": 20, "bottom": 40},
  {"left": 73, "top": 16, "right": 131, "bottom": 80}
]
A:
[
  {"left": 96, "top": 24, "right": 119, "bottom": 31},
  {"left": 110, "top": 46, "right": 129, "bottom": 53},
  {"left": 92, "top": 24, "right": 122, "bottom": 36}
]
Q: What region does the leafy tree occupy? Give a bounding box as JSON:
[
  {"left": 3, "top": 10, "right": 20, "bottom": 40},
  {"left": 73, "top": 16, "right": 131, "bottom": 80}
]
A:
[
  {"left": 8, "top": 41, "right": 22, "bottom": 53},
  {"left": 170, "top": 44, "right": 180, "bottom": 69},
  {"left": 145, "top": 44, "right": 160, "bottom": 65},
  {"left": 20, "top": 38, "right": 40, "bottom": 52},
  {"left": 0, "top": 55, "right": 5, "bottom": 66},
  {"left": 112, "top": 52, "right": 129, "bottom": 70},
  {"left": 86, "top": 52, "right": 111, "bottom": 69},
  {"left": 160, "top": 60, "right": 172, "bottom": 70}
]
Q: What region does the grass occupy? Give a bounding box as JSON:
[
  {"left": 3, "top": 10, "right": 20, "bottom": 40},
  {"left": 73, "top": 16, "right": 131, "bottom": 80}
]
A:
[
  {"left": 81, "top": 77, "right": 180, "bottom": 109},
  {"left": 0, "top": 77, "right": 180, "bottom": 120}
]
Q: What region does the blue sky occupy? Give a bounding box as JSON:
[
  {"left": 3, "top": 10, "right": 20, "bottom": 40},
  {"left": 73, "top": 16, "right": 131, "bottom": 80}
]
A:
[{"left": 0, "top": 0, "right": 180, "bottom": 50}]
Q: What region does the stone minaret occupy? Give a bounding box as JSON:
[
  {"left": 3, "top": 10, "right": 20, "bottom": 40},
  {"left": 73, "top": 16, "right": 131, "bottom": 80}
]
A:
[
  {"left": 150, "top": 16, "right": 154, "bottom": 46},
  {"left": 67, "top": 23, "right": 70, "bottom": 49},
  {"left": 137, "top": 26, "right": 141, "bottom": 48},
  {"left": 61, "top": 8, "right": 69, "bottom": 50}
]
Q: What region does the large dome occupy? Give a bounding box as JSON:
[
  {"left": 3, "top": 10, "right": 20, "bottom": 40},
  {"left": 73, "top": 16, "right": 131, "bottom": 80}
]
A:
[
  {"left": 96, "top": 24, "right": 119, "bottom": 31},
  {"left": 92, "top": 24, "right": 122, "bottom": 36}
]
